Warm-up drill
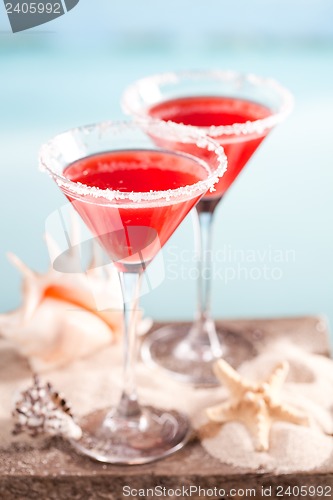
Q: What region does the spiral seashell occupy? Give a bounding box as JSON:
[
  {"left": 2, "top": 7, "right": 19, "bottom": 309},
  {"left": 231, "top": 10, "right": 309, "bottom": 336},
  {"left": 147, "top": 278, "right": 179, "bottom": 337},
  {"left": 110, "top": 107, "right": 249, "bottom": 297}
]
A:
[{"left": 13, "top": 375, "right": 82, "bottom": 440}]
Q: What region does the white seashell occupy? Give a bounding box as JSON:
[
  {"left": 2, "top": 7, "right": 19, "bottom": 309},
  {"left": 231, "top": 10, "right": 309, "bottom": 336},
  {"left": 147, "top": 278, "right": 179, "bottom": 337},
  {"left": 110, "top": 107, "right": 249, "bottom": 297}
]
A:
[
  {"left": 13, "top": 375, "right": 82, "bottom": 440},
  {"left": 0, "top": 256, "right": 122, "bottom": 370},
  {"left": 43, "top": 410, "right": 82, "bottom": 440},
  {"left": 0, "top": 218, "right": 151, "bottom": 371},
  {"left": 2, "top": 297, "right": 121, "bottom": 371}
]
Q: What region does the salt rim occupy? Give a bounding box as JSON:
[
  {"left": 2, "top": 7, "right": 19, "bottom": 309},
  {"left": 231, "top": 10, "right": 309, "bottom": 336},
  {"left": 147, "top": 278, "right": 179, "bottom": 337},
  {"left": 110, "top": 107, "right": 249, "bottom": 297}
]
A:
[
  {"left": 122, "top": 69, "right": 294, "bottom": 137},
  {"left": 39, "top": 120, "right": 228, "bottom": 204}
]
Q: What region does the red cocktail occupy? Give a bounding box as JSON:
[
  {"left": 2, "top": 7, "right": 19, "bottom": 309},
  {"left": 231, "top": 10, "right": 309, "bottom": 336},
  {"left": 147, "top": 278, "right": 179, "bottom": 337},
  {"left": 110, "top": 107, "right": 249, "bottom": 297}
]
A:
[
  {"left": 123, "top": 71, "right": 293, "bottom": 386},
  {"left": 64, "top": 149, "right": 207, "bottom": 270},
  {"left": 149, "top": 96, "right": 271, "bottom": 198},
  {"left": 40, "top": 121, "right": 226, "bottom": 463}
]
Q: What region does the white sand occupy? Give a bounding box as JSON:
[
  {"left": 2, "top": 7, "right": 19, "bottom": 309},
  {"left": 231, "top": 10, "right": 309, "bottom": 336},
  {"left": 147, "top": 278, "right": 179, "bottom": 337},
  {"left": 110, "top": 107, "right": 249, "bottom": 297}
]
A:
[{"left": 1, "top": 336, "right": 333, "bottom": 473}]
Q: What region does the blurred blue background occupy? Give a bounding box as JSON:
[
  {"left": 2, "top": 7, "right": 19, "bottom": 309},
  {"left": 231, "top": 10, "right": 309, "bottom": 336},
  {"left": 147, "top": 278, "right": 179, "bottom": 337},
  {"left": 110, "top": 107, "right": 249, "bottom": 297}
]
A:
[{"left": 0, "top": 1, "right": 332, "bottom": 335}]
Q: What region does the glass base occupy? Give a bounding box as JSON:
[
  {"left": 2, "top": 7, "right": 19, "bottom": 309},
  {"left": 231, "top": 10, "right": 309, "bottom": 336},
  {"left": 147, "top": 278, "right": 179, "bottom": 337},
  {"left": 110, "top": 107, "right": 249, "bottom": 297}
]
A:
[
  {"left": 70, "top": 405, "right": 191, "bottom": 464},
  {"left": 141, "top": 323, "right": 257, "bottom": 387}
]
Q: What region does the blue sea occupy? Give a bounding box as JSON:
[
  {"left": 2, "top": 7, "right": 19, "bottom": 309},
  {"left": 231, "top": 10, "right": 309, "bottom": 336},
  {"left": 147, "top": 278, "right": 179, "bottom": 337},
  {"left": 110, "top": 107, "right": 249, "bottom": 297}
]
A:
[{"left": 0, "top": 1, "right": 332, "bottom": 338}]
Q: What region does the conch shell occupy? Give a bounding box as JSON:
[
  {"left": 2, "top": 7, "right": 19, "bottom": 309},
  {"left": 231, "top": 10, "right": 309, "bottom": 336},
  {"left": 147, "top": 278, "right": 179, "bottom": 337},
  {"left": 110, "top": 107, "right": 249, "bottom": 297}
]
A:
[{"left": 0, "top": 219, "right": 147, "bottom": 372}]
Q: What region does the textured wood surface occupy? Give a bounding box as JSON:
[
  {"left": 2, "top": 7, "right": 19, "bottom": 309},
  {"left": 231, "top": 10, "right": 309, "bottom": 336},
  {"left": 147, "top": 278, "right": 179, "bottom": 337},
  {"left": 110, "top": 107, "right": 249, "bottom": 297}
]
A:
[{"left": 0, "top": 316, "right": 332, "bottom": 500}]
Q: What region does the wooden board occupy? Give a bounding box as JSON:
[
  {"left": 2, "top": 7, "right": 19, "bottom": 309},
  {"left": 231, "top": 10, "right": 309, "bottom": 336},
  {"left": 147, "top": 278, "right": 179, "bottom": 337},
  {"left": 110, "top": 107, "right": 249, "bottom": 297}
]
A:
[{"left": 0, "top": 316, "right": 332, "bottom": 500}]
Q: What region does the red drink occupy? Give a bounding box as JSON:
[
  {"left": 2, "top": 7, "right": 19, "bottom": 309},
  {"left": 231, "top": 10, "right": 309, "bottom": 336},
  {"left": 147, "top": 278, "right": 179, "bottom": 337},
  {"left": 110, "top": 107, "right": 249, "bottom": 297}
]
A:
[
  {"left": 64, "top": 149, "right": 207, "bottom": 270},
  {"left": 148, "top": 96, "right": 272, "bottom": 198}
]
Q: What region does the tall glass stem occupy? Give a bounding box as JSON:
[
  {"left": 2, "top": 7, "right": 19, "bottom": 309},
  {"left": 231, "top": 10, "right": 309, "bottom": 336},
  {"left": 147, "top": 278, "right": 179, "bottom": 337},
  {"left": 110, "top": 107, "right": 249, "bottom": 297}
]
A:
[
  {"left": 116, "top": 271, "right": 142, "bottom": 419},
  {"left": 196, "top": 210, "right": 214, "bottom": 319},
  {"left": 188, "top": 200, "right": 223, "bottom": 359}
]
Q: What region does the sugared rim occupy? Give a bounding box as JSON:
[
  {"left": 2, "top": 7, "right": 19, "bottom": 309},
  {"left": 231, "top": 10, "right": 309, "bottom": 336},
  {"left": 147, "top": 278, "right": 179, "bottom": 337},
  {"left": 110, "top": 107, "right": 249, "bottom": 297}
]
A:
[
  {"left": 39, "top": 120, "right": 228, "bottom": 204},
  {"left": 122, "top": 69, "right": 294, "bottom": 137}
]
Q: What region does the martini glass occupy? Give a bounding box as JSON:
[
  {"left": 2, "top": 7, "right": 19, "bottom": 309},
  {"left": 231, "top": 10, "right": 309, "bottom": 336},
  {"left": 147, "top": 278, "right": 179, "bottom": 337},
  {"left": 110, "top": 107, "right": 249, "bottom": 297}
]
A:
[
  {"left": 39, "top": 121, "right": 226, "bottom": 464},
  {"left": 123, "top": 70, "right": 293, "bottom": 386}
]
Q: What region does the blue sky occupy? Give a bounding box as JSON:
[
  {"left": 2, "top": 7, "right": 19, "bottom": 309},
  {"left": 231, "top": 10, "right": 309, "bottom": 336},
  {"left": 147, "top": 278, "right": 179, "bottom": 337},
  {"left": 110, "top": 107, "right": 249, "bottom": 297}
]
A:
[{"left": 1, "top": 0, "right": 333, "bottom": 42}]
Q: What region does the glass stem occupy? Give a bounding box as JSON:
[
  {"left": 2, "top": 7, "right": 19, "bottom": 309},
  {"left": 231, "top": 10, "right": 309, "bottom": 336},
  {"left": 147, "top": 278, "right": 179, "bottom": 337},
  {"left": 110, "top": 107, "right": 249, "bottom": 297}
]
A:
[
  {"left": 197, "top": 210, "right": 214, "bottom": 319},
  {"left": 117, "top": 271, "right": 142, "bottom": 419},
  {"left": 190, "top": 203, "right": 223, "bottom": 358}
]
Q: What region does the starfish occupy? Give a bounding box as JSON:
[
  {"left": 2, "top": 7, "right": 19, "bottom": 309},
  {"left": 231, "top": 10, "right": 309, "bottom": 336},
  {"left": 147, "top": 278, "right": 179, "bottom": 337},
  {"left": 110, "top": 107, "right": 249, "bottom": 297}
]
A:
[{"left": 206, "top": 359, "right": 309, "bottom": 451}]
